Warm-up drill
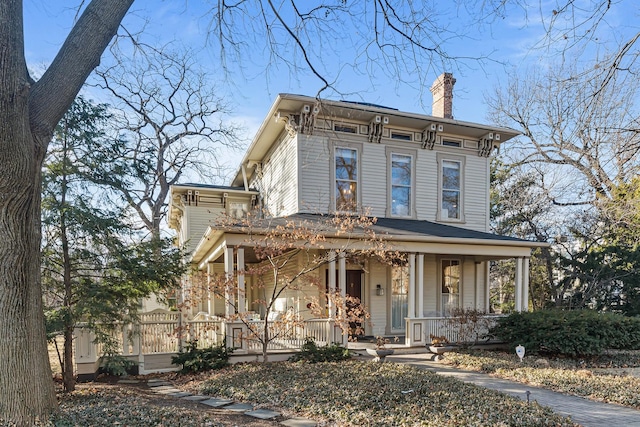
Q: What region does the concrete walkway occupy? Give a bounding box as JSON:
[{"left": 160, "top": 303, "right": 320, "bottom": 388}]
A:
[{"left": 385, "top": 353, "right": 640, "bottom": 427}]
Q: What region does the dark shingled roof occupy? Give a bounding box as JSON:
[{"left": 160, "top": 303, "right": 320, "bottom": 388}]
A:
[{"left": 288, "top": 213, "right": 530, "bottom": 243}]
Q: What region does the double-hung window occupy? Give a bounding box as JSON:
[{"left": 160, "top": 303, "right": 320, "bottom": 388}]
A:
[
  {"left": 437, "top": 153, "right": 465, "bottom": 221},
  {"left": 335, "top": 147, "right": 358, "bottom": 212},
  {"left": 442, "top": 160, "right": 460, "bottom": 219},
  {"left": 391, "top": 154, "right": 412, "bottom": 216}
]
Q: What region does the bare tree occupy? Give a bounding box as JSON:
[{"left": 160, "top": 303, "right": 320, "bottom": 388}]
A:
[
  {"left": 489, "top": 59, "right": 640, "bottom": 207},
  {"left": 92, "top": 47, "right": 241, "bottom": 238}
]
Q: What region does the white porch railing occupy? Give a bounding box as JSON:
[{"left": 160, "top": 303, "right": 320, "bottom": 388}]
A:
[
  {"left": 405, "top": 315, "right": 504, "bottom": 347},
  {"left": 74, "top": 311, "right": 340, "bottom": 374}
]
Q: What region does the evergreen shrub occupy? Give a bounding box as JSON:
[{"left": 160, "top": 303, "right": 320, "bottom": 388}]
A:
[{"left": 490, "top": 309, "right": 640, "bottom": 357}]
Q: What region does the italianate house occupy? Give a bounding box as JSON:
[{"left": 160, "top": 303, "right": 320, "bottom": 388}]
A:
[{"left": 168, "top": 73, "right": 544, "bottom": 350}]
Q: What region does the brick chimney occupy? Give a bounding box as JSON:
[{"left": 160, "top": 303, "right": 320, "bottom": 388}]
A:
[{"left": 430, "top": 73, "right": 456, "bottom": 119}]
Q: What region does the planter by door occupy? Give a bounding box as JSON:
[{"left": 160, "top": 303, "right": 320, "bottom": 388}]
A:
[{"left": 366, "top": 348, "right": 394, "bottom": 362}]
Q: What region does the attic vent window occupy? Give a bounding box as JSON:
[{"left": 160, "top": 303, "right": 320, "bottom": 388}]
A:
[
  {"left": 442, "top": 140, "right": 461, "bottom": 147},
  {"left": 334, "top": 123, "right": 357, "bottom": 133},
  {"left": 391, "top": 131, "right": 412, "bottom": 141}
]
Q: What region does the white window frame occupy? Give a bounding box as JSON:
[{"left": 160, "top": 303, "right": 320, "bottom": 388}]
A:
[
  {"left": 330, "top": 141, "right": 363, "bottom": 212},
  {"left": 436, "top": 152, "right": 465, "bottom": 222},
  {"left": 386, "top": 147, "right": 416, "bottom": 218},
  {"left": 439, "top": 258, "right": 461, "bottom": 315},
  {"left": 389, "top": 264, "right": 409, "bottom": 332}
]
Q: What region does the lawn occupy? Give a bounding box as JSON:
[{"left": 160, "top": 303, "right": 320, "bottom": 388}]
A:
[
  {"left": 27, "top": 359, "right": 578, "bottom": 427},
  {"left": 176, "top": 360, "right": 575, "bottom": 426},
  {"left": 445, "top": 350, "right": 640, "bottom": 410}
]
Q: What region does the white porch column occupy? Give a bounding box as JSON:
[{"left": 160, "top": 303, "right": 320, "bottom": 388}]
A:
[
  {"left": 514, "top": 257, "right": 523, "bottom": 312},
  {"left": 408, "top": 253, "right": 416, "bottom": 318},
  {"left": 237, "top": 247, "right": 246, "bottom": 313},
  {"left": 417, "top": 254, "right": 424, "bottom": 318},
  {"left": 207, "top": 262, "right": 215, "bottom": 315},
  {"left": 224, "top": 246, "right": 235, "bottom": 316},
  {"left": 522, "top": 256, "right": 530, "bottom": 311},
  {"left": 328, "top": 251, "right": 336, "bottom": 319},
  {"left": 338, "top": 252, "right": 346, "bottom": 302},
  {"left": 475, "top": 262, "right": 483, "bottom": 310},
  {"left": 485, "top": 262, "right": 491, "bottom": 311},
  {"left": 338, "top": 252, "right": 347, "bottom": 345}
]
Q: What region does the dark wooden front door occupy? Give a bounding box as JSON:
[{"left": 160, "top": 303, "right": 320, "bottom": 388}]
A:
[{"left": 326, "top": 269, "right": 364, "bottom": 335}]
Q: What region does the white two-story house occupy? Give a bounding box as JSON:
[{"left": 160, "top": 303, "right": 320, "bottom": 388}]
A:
[{"left": 168, "top": 74, "right": 544, "bottom": 347}]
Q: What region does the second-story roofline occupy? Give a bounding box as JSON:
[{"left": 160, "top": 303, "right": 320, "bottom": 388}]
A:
[{"left": 231, "top": 93, "right": 520, "bottom": 186}]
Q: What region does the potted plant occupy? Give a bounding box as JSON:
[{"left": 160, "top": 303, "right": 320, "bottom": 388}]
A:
[
  {"left": 428, "top": 334, "right": 456, "bottom": 361},
  {"left": 366, "top": 336, "right": 395, "bottom": 362}
]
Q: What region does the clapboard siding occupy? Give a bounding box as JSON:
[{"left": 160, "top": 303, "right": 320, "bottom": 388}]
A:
[
  {"left": 298, "top": 135, "right": 331, "bottom": 213},
  {"left": 423, "top": 254, "right": 438, "bottom": 315},
  {"left": 259, "top": 134, "right": 299, "bottom": 217},
  {"left": 360, "top": 142, "right": 388, "bottom": 217},
  {"left": 463, "top": 155, "right": 490, "bottom": 232}
]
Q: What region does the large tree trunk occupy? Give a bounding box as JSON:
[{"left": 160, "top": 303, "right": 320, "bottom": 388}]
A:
[{"left": 0, "top": 1, "right": 134, "bottom": 423}]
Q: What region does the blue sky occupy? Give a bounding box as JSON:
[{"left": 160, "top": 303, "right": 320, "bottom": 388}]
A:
[{"left": 23, "top": 1, "right": 638, "bottom": 173}]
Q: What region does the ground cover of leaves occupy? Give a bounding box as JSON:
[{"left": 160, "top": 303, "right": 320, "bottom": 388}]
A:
[
  {"left": 445, "top": 350, "right": 640, "bottom": 409},
  {"left": 43, "top": 383, "right": 277, "bottom": 427},
  {"left": 175, "top": 360, "right": 576, "bottom": 427}
]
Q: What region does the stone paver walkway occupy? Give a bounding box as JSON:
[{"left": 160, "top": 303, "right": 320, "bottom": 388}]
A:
[
  {"left": 142, "top": 377, "right": 317, "bottom": 426},
  {"left": 386, "top": 353, "right": 640, "bottom": 427}
]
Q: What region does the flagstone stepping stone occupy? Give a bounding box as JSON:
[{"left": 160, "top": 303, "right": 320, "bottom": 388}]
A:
[
  {"left": 118, "top": 379, "right": 141, "bottom": 384},
  {"left": 167, "top": 391, "right": 192, "bottom": 397},
  {"left": 181, "top": 395, "right": 209, "bottom": 401},
  {"left": 149, "top": 385, "right": 175, "bottom": 391},
  {"left": 147, "top": 379, "right": 170, "bottom": 384},
  {"left": 154, "top": 388, "right": 183, "bottom": 394},
  {"left": 222, "top": 402, "right": 254, "bottom": 412},
  {"left": 246, "top": 409, "right": 281, "bottom": 420},
  {"left": 281, "top": 418, "right": 317, "bottom": 427},
  {"left": 147, "top": 381, "right": 172, "bottom": 387},
  {"left": 201, "top": 398, "right": 234, "bottom": 408}
]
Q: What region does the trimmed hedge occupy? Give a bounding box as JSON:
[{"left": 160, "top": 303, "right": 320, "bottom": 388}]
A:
[{"left": 490, "top": 310, "right": 640, "bottom": 357}]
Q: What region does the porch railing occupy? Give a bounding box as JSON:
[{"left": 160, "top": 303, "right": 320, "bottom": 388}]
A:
[{"left": 405, "top": 315, "right": 504, "bottom": 347}]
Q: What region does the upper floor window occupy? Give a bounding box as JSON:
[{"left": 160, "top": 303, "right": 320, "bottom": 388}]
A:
[
  {"left": 391, "top": 154, "right": 412, "bottom": 216},
  {"left": 335, "top": 147, "right": 358, "bottom": 211},
  {"left": 442, "top": 160, "right": 460, "bottom": 219}
]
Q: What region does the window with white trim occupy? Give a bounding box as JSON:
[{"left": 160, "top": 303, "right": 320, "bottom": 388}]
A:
[
  {"left": 335, "top": 147, "right": 358, "bottom": 211},
  {"left": 441, "top": 259, "right": 460, "bottom": 315},
  {"left": 442, "top": 160, "right": 460, "bottom": 219},
  {"left": 391, "top": 154, "right": 412, "bottom": 216}
]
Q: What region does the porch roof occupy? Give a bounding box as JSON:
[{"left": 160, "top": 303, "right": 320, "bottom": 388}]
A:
[{"left": 191, "top": 213, "right": 547, "bottom": 267}]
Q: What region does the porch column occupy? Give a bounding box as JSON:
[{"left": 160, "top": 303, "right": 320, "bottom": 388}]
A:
[
  {"left": 224, "top": 246, "right": 235, "bottom": 316},
  {"left": 485, "top": 262, "right": 490, "bottom": 311},
  {"left": 338, "top": 252, "right": 346, "bottom": 304},
  {"left": 207, "top": 262, "right": 215, "bottom": 315},
  {"left": 475, "top": 262, "right": 483, "bottom": 310},
  {"left": 408, "top": 253, "right": 416, "bottom": 318},
  {"left": 417, "top": 254, "right": 424, "bottom": 318},
  {"left": 338, "top": 252, "right": 348, "bottom": 345},
  {"left": 514, "top": 257, "right": 523, "bottom": 312},
  {"left": 328, "top": 251, "right": 336, "bottom": 319},
  {"left": 237, "top": 247, "right": 246, "bottom": 313},
  {"left": 522, "top": 256, "right": 530, "bottom": 311}
]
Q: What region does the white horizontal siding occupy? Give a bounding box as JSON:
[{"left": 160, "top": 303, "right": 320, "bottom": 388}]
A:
[
  {"left": 259, "top": 134, "right": 299, "bottom": 217},
  {"left": 298, "top": 135, "right": 331, "bottom": 213},
  {"left": 415, "top": 150, "right": 438, "bottom": 221},
  {"left": 360, "top": 142, "right": 387, "bottom": 217},
  {"left": 463, "top": 155, "right": 490, "bottom": 232}
]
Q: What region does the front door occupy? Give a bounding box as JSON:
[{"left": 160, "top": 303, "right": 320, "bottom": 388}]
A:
[
  {"left": 346, "top": 270, "right": 363, "bottom": 335},
  {"left": 326, "top": 269, "right": 363, "bottom": 335}
]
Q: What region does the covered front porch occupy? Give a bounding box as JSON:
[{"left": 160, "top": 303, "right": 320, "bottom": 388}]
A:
[{"left": 187, "top": 214, "right": 541, "bottom": 345}]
